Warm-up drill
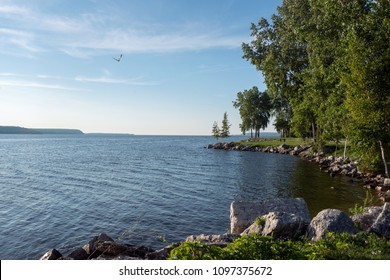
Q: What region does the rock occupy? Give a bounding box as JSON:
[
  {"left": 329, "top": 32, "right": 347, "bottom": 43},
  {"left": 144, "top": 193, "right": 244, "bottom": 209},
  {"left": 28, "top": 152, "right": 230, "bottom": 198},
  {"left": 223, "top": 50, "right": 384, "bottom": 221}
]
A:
[
  {"left": 242, "top": 212, "right": 308, "bottom": 240},
  {"left": 185, "top": 234, "right": 240, "bottom": 245},
  {"left": 230, "top": 198, "right": 310, "bottom": 234},
  {"left": 67, "top": 247, "right": 89, "bottom": 260},
  {"left": 94, "top": 241, "right": 154, "bottom": 259},
  {"left": 82, "top": 232, "right": 114, "bottom": 258},
  {"left": 97, "top": 254, "right": 143, "bottom": 260},
  {"left": 40, "top": 248, "right": 62, "bottom": 260},
  {"left": 241, "top": 223, "right": 264, "bottom": 235},
  {"left": 307, "top": 209, "right": 358, "bottom": 241},
  {"left": 261, "top": 212, "right": 308, "bottom": 240},
  {"left": 146, "top": 243, "right": 181, "bottom": 260},
  {"left": 371, "top": 203, "right": 390, "bottom": 238},
  {"left": 351, "top": 206, "right": 383, "bottom": 231},
  {"left": 383, "top": 178, "right": 390, "bottom": 191}
]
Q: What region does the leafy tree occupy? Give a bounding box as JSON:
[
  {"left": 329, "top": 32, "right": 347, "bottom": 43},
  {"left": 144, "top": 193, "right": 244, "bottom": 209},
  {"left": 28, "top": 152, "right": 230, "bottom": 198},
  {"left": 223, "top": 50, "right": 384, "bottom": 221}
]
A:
[
  {"left": 342, "top": 0, "right": 390, "bottom": 175},
  {"left": 241, "top": 0, "right": 389, "bottom": 172},
  {"left": 233, "top": 87, "right": 272, "bottom": 138}
]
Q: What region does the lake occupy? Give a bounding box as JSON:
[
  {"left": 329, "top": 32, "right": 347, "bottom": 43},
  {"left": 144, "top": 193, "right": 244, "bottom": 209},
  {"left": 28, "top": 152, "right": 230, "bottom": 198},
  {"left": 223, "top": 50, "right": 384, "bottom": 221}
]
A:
[{"left": 0, "top": 134, "right": 369, "bottom": 259}]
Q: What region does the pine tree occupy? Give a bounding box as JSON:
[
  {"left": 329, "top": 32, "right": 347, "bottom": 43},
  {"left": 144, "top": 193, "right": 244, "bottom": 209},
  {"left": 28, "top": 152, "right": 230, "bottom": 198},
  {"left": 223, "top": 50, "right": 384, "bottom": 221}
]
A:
[
  {"left": 220, "top": 112, "right": 231, "bottom": 138},
  {"left": 212, "top": 121, "right": 220, "bottom": 141}
]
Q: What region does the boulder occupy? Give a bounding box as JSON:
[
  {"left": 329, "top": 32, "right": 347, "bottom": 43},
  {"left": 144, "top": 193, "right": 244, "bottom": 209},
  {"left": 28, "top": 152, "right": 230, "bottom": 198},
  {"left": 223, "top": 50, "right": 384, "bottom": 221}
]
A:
[
  {"left": 241, "top": 223, "right": 264, "bottom": 236},
  {"left": 351, "top": 206, "right": 383, "bottom": 231},
  {"left": 370, "top": 203, "right": 390, "bottom": 238},
  {"left": 307, "top": 209, "right": 358, "bottom": 241},
  {"left": 146, "top": 243, "right": 181, "bottom": 260},
  {"left": 383, "top": 178, "right": 390, "bottom": 191},
  {"left": 40, "top": 248, "right": 62, "bottom": 260},
  {"left": 97, "top": 254, "right": 143, "bottom": 260},
  {"left": 82, "top": 232, "right": 114, "bottom": 258},
  {"left": 261, "top": 212, "right": 308, "bottom": 240},
  {"left": 185, "top": 234, "right": 240, "bottom": 245},
  {"left": 230, "top": 198, "right": 310, "bottom": 234},
  {"left": 67, "top": 247, "right": 89, "bottom": 260},
  {"left": 242, "top": 212, "right": 308, "bottom": 240}
]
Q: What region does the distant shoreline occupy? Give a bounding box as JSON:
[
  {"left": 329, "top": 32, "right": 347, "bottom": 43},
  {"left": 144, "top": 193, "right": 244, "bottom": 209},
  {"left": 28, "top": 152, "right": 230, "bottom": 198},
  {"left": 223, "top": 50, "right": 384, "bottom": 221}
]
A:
[{"left": 0, "top": 126, "right": 83, "bottom": 135}]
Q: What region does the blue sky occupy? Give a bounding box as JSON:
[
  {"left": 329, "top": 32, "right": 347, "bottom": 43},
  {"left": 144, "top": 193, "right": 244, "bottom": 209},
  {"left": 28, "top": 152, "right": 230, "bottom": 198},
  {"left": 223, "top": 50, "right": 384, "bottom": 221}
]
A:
[{"left": 0, "top": 0, "right": 281, "bottom": 135}]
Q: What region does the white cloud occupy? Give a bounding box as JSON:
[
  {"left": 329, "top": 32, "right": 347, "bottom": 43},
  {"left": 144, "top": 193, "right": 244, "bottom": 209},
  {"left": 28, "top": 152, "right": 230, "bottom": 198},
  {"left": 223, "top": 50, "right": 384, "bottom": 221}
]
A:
[
  {"left": 0, "top": 78, "right": 85, "bottom": 91},
  {"left": 0, "top": 5, "right": 30, "bottom": 16},
  {"left": 0, "top": 3, "right": 247, "bottom": 57},
  {"left": 74, "top": 75, "right": 158, "bottom": 86}
]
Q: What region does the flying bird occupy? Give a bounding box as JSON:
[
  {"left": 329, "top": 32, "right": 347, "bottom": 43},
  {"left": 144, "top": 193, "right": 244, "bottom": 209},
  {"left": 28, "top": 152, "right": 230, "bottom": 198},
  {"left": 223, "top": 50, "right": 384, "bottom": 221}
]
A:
[{"left": 113, "top": 54, "right": 123, "bottom": 62}]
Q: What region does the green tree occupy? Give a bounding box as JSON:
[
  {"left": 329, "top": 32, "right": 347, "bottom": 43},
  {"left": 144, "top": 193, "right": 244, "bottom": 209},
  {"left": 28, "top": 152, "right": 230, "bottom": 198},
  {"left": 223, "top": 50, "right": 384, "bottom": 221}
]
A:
[
  {"left": 220, "top": 112, "right": 231, "bottom": 138},
  {"left": 211, "top": 121, "right": 220, "bottom": 141},
  {"left": 233, "top": 87, "right": 272, "bottom": 138},
  {"left": 342, "top": 0, "right": 390, "bottom": 175}
]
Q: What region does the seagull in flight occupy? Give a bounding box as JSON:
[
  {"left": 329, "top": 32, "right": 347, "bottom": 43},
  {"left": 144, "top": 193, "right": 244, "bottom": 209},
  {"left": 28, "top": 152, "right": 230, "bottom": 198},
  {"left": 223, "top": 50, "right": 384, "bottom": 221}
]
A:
[{"left": 113, "top": 54, "right": 123, "bottom": 62}]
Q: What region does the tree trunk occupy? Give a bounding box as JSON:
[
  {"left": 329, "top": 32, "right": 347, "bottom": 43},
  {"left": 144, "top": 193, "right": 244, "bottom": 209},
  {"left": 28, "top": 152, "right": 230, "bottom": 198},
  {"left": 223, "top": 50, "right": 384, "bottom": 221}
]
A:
[
  {"left": 379, "top": 140, "right": 389, "bottom": 178},
  {"left": 311, "top": 122, "right": 316, "bottom": 142},
  {"left": 343, "top": 138, "right": 348, "bottom": 159}
]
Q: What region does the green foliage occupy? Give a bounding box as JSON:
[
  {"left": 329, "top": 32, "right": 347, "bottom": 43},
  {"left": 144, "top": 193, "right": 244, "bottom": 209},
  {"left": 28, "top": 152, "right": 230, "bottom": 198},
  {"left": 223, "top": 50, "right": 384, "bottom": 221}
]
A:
[
  {"left": 211, "top": 121, "right": 220, "bottom": 141},
  {"left": 169, "top": 233, "right": 390, "bottom": 260},
  {"left": 168, "top": 241, "right": 224, "bottom": 260},
  {"left": 255, "top": 216, "right": 266, "bottom": 226},
  {"left": 241, "top": 0, "right": 390, "bottom": 173},
  {"left": 212, "top": 112, "right": 231, "bottom": 140},
  {"left": 220, "top": 112, "right": 231, "bottom": 138},
  {"left": 233, "top": 87, "right": 273, "bottom": 138},
  {"left": 349, "top": 190, "right": 374, "bottom": 215}
]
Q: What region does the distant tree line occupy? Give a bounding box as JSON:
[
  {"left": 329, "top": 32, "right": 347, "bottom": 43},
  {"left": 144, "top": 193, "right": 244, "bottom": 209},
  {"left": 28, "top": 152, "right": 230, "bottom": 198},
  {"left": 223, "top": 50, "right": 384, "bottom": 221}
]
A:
[{"left": 236, "top": 0, "right": 389, "bottom": 175}]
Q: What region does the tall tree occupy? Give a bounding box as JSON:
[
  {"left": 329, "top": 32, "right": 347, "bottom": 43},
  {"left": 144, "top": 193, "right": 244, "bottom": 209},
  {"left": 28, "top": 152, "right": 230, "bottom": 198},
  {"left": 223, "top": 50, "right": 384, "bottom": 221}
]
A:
[
  {"left": 211, "top": 121, "right": 220, "bottom": 141},
  {"left": 233, "top": 87, "right": 272, "bottom": 138},
  {"left": 220, "top": 112, "right": 231, "bottom": 138},
  {"left": 342, "top": 0, "right": 390, "bottom": 174}
]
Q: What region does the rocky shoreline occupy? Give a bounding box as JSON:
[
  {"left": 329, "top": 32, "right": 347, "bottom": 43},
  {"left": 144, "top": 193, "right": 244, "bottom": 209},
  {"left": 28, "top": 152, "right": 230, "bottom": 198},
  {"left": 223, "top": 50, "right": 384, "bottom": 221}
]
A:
[
  {"left": 206, "top": 142, "right": 390, "bottom": 203},
  {"left": 40, "top": 198, "right": 390, "bottom": 260}
]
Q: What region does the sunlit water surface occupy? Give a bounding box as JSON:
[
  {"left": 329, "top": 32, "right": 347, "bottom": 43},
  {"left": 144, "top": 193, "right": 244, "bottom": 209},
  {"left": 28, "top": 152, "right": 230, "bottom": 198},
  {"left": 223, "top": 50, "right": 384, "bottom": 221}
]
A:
[{"left": 0, "top": 134, "right": 370, "bottom": 259}]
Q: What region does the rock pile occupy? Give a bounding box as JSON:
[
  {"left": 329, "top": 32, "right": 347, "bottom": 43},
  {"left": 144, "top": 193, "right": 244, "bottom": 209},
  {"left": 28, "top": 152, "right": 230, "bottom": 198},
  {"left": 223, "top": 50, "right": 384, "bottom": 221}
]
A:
[
  {"left": 40, "top": 233, "right": 177, "bottom": 260},
  {"left": 230, "top": 198, "right": 390, "bottom": 241}
]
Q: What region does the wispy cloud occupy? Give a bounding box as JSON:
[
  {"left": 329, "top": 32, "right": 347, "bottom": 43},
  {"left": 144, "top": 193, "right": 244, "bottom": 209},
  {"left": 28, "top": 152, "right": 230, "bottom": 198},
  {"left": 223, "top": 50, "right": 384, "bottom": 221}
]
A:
[
  {"left": 0, "top": 78, "right": 85, "bottom": 91},
  {"left": 0, "top": 3, "right": 247, "bottom": 58},
  {"left": 75, "top": 75, "right": 158, "bottom": 86}
]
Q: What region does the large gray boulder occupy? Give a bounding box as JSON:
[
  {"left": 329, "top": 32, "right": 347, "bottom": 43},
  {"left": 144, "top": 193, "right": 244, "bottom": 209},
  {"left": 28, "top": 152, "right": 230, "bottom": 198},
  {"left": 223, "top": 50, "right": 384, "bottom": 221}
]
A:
[
  {"left": 370, "top": 203, "right": 390, "bottom": 238},
  {"left": 308, "top": 209, "right": 358, "bottom": 241},
  {"left": 351, "top": 206, "right": 383, "bottom": 231},
  {"left": 241, "top": 212, "right": 308, "bottom": 240},
  {"left": 82, "top": 232, "right": 115, "bottom": 259},
  {"left": 262, "top": 212, "right": 308, "bottom": 240},
  {"left": 230, "top": 198, "right": 310, "bottom": 234}
]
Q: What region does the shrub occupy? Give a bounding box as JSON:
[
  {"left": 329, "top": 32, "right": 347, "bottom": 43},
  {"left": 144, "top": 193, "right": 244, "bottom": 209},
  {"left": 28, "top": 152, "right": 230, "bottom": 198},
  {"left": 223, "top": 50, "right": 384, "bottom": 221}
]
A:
[{"left": 168, "top": 233, "right": 390, "bottom": 260}]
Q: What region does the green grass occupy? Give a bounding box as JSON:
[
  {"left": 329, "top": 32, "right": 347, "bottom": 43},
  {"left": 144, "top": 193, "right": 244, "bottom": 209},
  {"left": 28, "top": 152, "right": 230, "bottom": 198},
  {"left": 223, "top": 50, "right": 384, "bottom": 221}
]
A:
[
  {"left": 232, "top": 137, "right": 360, "bottom": 158},
  {"left": 233, "top": 137, "right": 310, "bottom": 148},
  {"left": 168, "top": 233, "right": 390, "bottom": 260}
]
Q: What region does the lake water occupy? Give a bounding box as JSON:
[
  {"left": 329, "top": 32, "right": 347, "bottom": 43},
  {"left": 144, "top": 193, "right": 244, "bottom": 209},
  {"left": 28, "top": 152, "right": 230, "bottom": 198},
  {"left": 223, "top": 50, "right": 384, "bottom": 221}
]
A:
[{"left": 0, "top": 134, "right": 370, "bottom": 259}]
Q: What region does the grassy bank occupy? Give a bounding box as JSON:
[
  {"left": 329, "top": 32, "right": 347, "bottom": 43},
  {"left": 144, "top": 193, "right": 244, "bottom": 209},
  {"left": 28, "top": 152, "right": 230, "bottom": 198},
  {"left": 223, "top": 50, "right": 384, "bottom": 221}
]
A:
[
  {"left": 169, "top": 232, "right": 390, "bottom": 260},
  {"left": 231, "top": 137, "right": 355, "bottom": 158}
]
